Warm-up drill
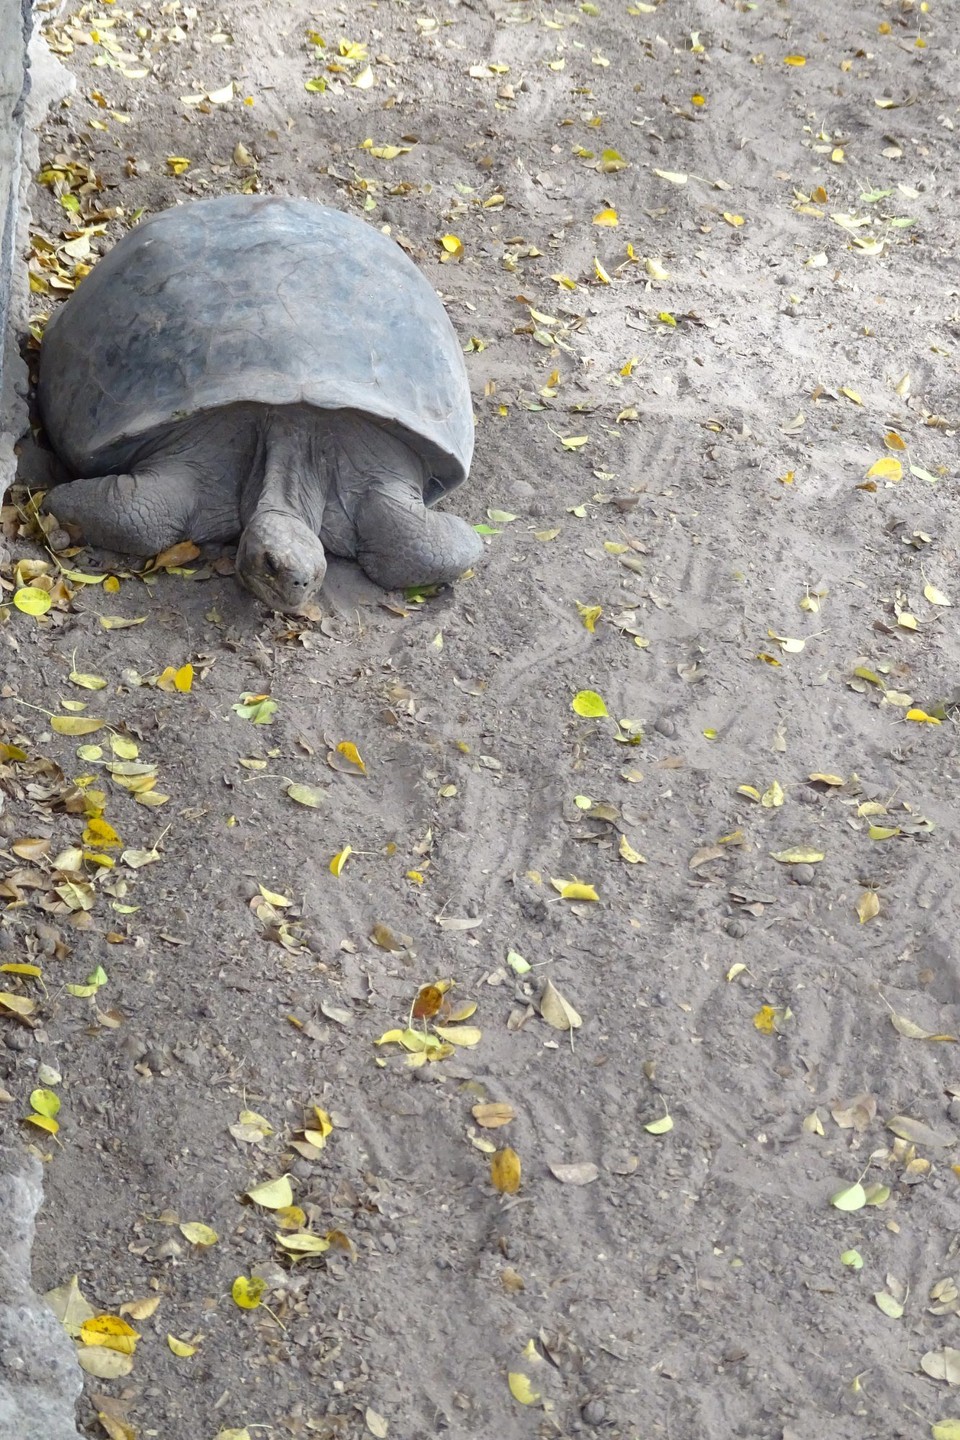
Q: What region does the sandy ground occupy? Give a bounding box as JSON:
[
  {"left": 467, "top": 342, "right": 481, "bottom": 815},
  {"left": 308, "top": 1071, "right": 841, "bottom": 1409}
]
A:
[{"left": 3, "top": 0, "right": 960, "bottom": 1436}]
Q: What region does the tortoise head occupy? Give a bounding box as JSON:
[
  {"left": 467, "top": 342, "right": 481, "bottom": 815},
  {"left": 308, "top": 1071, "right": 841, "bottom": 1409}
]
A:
[{"left": 235, "top": 511, "right": 327, "bottom": 613}]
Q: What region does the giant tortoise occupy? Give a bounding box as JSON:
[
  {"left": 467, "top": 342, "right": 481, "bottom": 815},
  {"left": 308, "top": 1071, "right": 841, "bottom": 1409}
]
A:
[{"left": 38, "top": 195, "right": 482, "bottom": 611}]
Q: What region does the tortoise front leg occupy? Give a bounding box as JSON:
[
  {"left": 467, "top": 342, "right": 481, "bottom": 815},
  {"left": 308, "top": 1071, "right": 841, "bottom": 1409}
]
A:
[
  {"left": 354, "top": 472, "right": 482, "bottom": 590},
  {"left": 46, "top": 464, "right": 232, "bottom": 555}
]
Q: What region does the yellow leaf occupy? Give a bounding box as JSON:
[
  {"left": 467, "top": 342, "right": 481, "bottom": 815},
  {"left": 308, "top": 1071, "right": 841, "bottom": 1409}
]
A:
[
  {"left": 769, "top": 847, "right": 824, "bottom": 864},
  {"left": 783, "top": 54, "right": 806, "bottom": 65},
  {"left": 433, "top": 1024, "right": 482, "bottom": 1047},
  {"left": 753, "top": 1004, "right": 792, "bottom": 1034},
  {"left": 275, "top": 1205, "right": 307, "bottom": 1230},
  {"left": 508, "top": 1371, "right": 540, "bottom": 1405},
  {"left": 286, "top": 783, "right": 324, "bottom": 808},
  {"left": 856, "top": 891, "right": 880, "bottom": 924},
  {"left": 51, "top": 716, "right": 105, "bottom": 736},
  {"left": 0, "top": 992, "right": 36, "bottom": 1016},
  {"left": 618, "top": 834, "right": 646, "bottom": 864},
  {"left": 644, "top": 1112, "right": 674, "bottom": 1135},
  {"left": 30, "top": 1088, "right": 60, "bottom": 1117},
  {"left": 70, "top": 670, "right": 107, "bottom": 690},
  {"left": 924, "top": 583, "right": 952, "bottom": 607},
  {"left": 440, "top": 233, "right": 463, "bottom": 259},
  {"left": 884, "top": 430, "right": 906, "bottom": 450},
  {"left": 576, "top": 602, "right": 601, "bottom": 632},
  {"left": 166, "top": 156, "right": 191, "bottom": 175},
  {"left": 100, "top": 614, "right": 146, "bottom": 629},
  {"left": 245, "top": 1174, "right": 294, "bottom": 1209},
  {"left": 571, "top": 689, "right": 608, "bottom": 718},
  {"left": 167, "top": 1334, "right": 198, "bottom": 1357},
  {"left": 652, "top": 169, "right": 687, "bottom": 184},
  {"left": 550, "top": 878, "right": 598, "bottom": 902},
  {"left": 645, "top": 257, "right": 670, "bottom": 279},
  {"left": 839, "top": 385, "right": 861, "bottom": 404},
  {"left": 830, "top": 1182, "right": 868, "bottom": 1212},
  {"left": 336, "top": 741, "right": 366, "bottom": 773},
  {"left": 722, "top": 212, "right": 745, "bottom": 227},
  {"left": 13, "top": 586, "right": 52, "bottom": 616},
  {"left": 275, "top": 1231, "right": 331, "bottom": 1255},
  {"left": 312, "top": 1106, "right": 333, "bottom": 1142},
  {"left": 866, "top": 456, "right": 903, "bottom": 481},
  {"left": 24, "top": 1114, "right": 59, "bottom": 1135},
  {"left": 560, "top": 434, "right": 589, "bottom": 450},
  {"left": 329, "top": 845, "right": 352, "bottom": 876},
  {"left": 179, "top": 1222, "right": 218, "bottom": 1247},
  {"left": 84, "top": 817, "right": 121, "bottom": 848},
  {"left": 96, "top": 1411, "right": 136, "bottom": 1440},
  {"left": 904, "top": 708, "right": 940, "bottom": 725},
  {"left": 491, "top": 1146, "right": 522, "bottom": 1194},
  {"left": 79, "top": 1315, "right": 139, "bottom": 1354},
  {"left": 593, "top": 256, "right": 611, "bottom": 284},
  {"left": 593, "top": 207, "right": 618, "bottom": 226},
  {"left": 231, "top": 1275, "right": 265, "bottom": 1310}
]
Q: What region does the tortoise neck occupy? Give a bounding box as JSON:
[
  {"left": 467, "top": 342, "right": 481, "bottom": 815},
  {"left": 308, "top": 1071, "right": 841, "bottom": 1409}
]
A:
[{"left": 245, "top": 406, "right": 332, "bottom": 533}]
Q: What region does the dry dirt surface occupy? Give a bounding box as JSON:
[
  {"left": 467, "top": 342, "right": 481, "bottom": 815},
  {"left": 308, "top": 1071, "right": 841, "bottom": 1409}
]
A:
[{"left": 3, "top": 0, "right": 960, "bottom": 1437}]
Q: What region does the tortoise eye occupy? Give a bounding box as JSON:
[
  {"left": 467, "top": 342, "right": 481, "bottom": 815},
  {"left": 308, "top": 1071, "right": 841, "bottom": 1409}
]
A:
[{"left": 263, "top": 554, "right": 279, "bottom": 576}]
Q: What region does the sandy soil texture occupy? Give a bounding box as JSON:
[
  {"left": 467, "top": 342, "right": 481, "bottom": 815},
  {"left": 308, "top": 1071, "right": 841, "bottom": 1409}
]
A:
[{"left": 4, "top": 0, "right": 960, "bottom": 1436}]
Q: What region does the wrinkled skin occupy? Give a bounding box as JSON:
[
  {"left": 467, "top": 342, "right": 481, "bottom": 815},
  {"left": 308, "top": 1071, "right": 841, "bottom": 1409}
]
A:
[{"left": 45, "top": 404, "right": 482, "bottom": 613}]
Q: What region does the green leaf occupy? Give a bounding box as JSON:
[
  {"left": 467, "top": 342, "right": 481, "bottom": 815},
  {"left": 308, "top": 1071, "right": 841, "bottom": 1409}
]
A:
[
  {"left": 571, "top": 689, "right": 608, "bottom": 718},
  {"left": 830, "top": 1181, "right": 866, "bottom": 1211}
]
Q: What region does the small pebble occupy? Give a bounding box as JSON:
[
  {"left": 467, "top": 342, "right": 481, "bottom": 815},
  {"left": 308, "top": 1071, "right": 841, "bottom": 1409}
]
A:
[
  {"left": 791, "top": 864, "right": 815, "bottom": 886},
  {"left": 582, "top": 1399, "right": 606, "bottom": 1426}
]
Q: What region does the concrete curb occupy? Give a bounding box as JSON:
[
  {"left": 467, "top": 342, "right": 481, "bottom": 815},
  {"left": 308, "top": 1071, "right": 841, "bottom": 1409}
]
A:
[{"left": 0, "top": 1146, "right": 83, "bottom": 1440}]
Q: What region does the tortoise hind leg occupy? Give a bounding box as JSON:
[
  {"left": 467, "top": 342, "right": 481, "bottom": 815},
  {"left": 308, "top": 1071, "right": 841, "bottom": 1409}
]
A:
[
  {"left": 47, "top": 463, "right": 225, "bottom": 556},
  {"left": 353, "top": 474, "right": 482, "bottom": 590}
]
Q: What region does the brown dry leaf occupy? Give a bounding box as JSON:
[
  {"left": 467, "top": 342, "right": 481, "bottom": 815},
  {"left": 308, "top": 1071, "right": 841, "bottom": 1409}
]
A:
[
  {"left": 412, "top": 984, "right": 445, "bottom": 1019},
  {"left": 151, "top": 540, "right": 201, "bottom": 569},
  {"left": 371, "top": 921, "right": 411, "bottom": 956},
  {"left": 539, "top": 979, "right": 582, "bottom": 1031},
  {"left": 472, "top": 1102, "right": 515, "bottom": 1129},
  {"left": 831, "top": 1094, "right": 877, "bottom": 1131},
  {"left": 548, "top": 1161, "right": 599, "bottom": 1186},
  {"left": 491, "top": 1146, "right": 522, "bottom": 1194},
  {"left": 118, "top": 1294, "right": 162, "bottom": 1320}
]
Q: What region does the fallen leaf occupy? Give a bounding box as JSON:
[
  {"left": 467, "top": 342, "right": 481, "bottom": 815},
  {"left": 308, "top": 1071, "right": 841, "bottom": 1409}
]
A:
[
  {"left": 550, "top": 879, "right": 598, "bottom": 902},
  {"left": 329, "top": 846, "right": 352, "bottom": 876},
  {"left": 856, "top": 891, "right": 880, "bottom": 924},
  {"left": 245, "top": 1174, "right": 294, "bottom": 1210},
  {"left": 491, "top": 1146, "right": 522, "bottom": 1194},
  {"left": 473, "top": 1102, "right": 515, "bottom": 1128},
  {"left": 539, "top": 978, "right": 582, "bottom": 1030},
  {"left": 770, "top": 847, "right": 824, "bottom": 864},
  {"left": 231, "top": 1276, "right": 265, "bottom": 1311},
  {"left": 508, "top": 1371, "right": 540, "bottom": 1405},
  {"left": 830, "top": 1182, "right": 867, "bottom": 1211},
  {"left": 548, "top": 1161, "right": 599, "bottom": 1185},
  {"left": 167, "top": 1334, "right": 198, "bottom": 1358}
]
